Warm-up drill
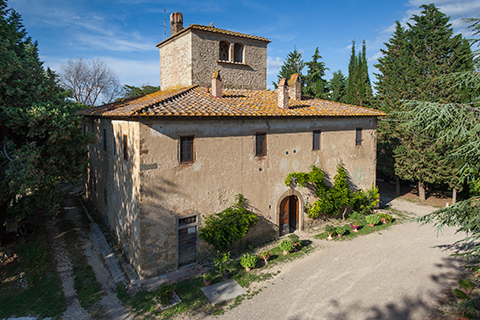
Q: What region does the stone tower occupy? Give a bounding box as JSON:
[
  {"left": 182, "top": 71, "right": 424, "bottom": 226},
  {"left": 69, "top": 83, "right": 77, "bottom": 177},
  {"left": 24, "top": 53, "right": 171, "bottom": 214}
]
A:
[{"left": 156, "top": 12, "right": 270, "bottom": 90}]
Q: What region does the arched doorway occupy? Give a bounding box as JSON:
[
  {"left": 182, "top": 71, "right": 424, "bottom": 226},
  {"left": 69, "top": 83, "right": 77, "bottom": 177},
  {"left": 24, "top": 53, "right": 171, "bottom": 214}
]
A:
[{"left": 279, "top": 195, "right": 299, "bottom": 236}]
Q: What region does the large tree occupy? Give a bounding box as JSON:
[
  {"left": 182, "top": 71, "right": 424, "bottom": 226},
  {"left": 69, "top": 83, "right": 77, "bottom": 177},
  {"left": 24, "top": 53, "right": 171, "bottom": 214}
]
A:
[
  {"left": 344, "top": 40, "right": 374, "bottom": 107},
  {"left": 302, "top": 47, "right": 329, "bottom": 99},
  {"left": 407, "top": 16, "right": 480, "bottom": 316},
  {"left": 374, "top": 4, "right": 474, "bottom": 199},
  {"left": 59, "top": 58, "right": 123, "bottom": 106},
  {"left": 326, "top": 70, "right": 347, "bottom": 102},
  {"left": 0, "top": 0, "right": 89, "bottom": 243},
  {"left": 274, "top": 47, "right": 304, "bottom": 88}
]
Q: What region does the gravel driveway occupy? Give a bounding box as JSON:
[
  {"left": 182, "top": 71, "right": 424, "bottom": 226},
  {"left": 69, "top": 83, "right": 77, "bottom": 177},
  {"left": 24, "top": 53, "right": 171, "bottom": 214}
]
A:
[{"left": 216, "top": 198, "right": 467, "bottom": 320}]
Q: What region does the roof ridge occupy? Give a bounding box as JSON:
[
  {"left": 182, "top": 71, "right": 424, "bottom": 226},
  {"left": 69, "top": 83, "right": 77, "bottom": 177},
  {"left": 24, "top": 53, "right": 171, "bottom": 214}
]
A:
[{"left": 132, "top": 85, "right": 198, "bottom": 116}]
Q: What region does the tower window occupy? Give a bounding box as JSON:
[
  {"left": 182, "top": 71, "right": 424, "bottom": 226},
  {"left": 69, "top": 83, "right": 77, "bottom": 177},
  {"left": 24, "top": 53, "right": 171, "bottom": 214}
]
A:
[
  {"left": 234, "top": 43, "right": 244, "bottom": 63},
  {"left": 219, "top": 41, "right": 229, "bottom": 61}
]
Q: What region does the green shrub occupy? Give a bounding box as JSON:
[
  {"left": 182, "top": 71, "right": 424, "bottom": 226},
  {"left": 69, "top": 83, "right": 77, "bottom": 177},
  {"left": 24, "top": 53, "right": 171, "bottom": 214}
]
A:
[
  {"left": 214, "top": 251, "right": 233, "bottom": 272},
  {"left": 239, "top": 253, "right": 258, "bottom": 269},
  {"left": 336, "top": 226, "right": 347, "bottom": 235},
  {"left": 288, "top": 234, "right": 299, "bottom": 243},
  {"left": 280, "top": 239, "right": 295, "bottom": 252},
  {"left": 154, "top": 283, "right": 176, "bottom": 306},
  {"left": 350, "top": 211, "right": 365, "bottom": 221},
  {"left": 325, "top": 225, "right": 336, "bottom": 234},
  {"left": 366, "top": 214, "right": 381, "bottom": 226},
  {"left": 379, "top": 213, "right": 393, "bottom": 223},
  {"left": 199, "top": 195, "right": 258, "bottom": 251}
]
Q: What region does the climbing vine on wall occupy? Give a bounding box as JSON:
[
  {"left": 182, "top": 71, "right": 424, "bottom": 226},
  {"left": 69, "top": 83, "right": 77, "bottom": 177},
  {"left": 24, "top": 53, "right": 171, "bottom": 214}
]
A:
[
  {"left": 286, "top": 164, "right": 379, "bottom": 218},
  {"left": 199, "top": 194, "right": 258, "bottom": 251}
]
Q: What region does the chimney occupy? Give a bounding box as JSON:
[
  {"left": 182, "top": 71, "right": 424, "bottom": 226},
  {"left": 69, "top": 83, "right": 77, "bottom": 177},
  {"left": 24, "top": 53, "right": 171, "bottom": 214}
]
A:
[
  {"left": 277, "top": 78, "right": 289, "bottom": 110},
  {"left": 170, "top": 12, "right": 183, "bottom": 35},
  {"left": 288, "top": 73, "right": 302, "bottom": 101},
  {"left": 211, "top": 70, "right": 222, "bottom": 97}
]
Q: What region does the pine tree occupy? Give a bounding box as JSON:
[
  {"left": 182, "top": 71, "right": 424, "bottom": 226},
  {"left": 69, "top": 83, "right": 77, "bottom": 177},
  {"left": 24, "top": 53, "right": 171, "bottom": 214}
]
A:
[
  {"left": 327, "top": 70, "right": 346, "bottom": 102},
  {"left": 274, "top": 47, "right": 304, "bottom": 88},
  {"left": 302, "top": 47, "right": 329, "bottom": 98}
]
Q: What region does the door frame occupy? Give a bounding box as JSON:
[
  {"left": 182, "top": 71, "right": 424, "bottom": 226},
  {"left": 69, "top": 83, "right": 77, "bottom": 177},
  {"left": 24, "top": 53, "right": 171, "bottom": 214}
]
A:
[
  {"left": 176, "top": 213, "right": 199, "bottom": 269},
  {"left": 276, "top": 190, "right": 304, "bottom": 233}
]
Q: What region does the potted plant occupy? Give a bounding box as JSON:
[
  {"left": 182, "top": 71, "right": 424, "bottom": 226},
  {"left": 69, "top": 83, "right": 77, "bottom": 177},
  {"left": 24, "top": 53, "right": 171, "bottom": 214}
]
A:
[
  {"left": 350, "top": 223, "right": 359, "bottom": 232},
  {"left": 325, "top": 225, "right": 336, "bottom": 240},
  {"left": 154, "top": 283, "right": 176, "bottom": 307},
  {"left": 203, "top": 273, "right": 214, "bottom": 286},
  {"left": 214, "top": 251, "right": 233, "bottom": 280},
  {"left": 288, "top": 234, "right": 301, "bottom": 251},
  {"left": 258, "top": 251, "right": 270, "bottom": 265},
  {"left": 240, "top": 253, "right": 258, "bottom": 272},
  {"left": 280, "top": 239, "right": 295, "bottom": 255},
  {"left": 366, "top": 214, "right": 381, "bottom": 227},
  {"left": 379, "top": 213, "right": 393, "bottom": 223},
  {"left": 336, "top": 225, "right": 347, "bottom": 237}
]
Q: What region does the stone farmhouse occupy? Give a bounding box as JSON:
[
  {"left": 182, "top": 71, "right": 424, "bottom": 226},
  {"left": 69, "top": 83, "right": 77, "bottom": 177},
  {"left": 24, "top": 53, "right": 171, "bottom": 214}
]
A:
[{"left": 80, "top": 13, "right": 385, "bottom": 280}]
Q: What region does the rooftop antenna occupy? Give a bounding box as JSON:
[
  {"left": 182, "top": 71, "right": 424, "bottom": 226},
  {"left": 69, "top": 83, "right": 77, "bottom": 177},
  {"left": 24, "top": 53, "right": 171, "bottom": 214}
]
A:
[{"left": 163, "top": 9, "right": 166, "bottom": 39}]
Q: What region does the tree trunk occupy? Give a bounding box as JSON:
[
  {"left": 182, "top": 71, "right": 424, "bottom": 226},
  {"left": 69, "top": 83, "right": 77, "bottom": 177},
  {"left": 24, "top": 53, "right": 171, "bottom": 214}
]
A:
[
  {"left": 452, "top": 188, "right": 457, "bottom": 205},
  {"left": 418, "top": 181, "right": 426, "bottom": 201},
  {"left": 395, "top": 177, "right": 400, "bottom": 196},
  {"left": 342, "top": 207, "right": 348, "bottom": 221}
]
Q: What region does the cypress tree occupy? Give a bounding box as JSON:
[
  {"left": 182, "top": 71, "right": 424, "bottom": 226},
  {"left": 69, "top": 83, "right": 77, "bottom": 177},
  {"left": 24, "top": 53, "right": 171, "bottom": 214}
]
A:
[
  {"left": 327, "top": 70, "right": 346, "bottom": 102},
  {"left": 344, "top": 40, "right": 374, "bottom": 107},
  {"left": 274, "top": 47, "right": 304, "bottom": 88}
]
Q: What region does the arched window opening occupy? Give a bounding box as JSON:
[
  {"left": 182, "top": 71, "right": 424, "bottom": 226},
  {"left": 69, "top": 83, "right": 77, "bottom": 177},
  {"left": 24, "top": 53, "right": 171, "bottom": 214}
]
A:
[
  {"left": 234, "top": 43, "right": 244, "bottom": 63},
  {"left": 219, "top": 41, "right": 229, "bottom": 61}
]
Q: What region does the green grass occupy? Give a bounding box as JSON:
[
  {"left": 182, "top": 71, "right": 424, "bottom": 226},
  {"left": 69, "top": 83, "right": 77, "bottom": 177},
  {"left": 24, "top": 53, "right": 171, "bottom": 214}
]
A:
[{"left": 0, "top": 233, "right": 66, "bottom": 319}]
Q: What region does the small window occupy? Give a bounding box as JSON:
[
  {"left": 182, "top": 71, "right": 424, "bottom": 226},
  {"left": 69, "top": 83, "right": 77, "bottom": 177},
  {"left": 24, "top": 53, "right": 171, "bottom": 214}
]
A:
[
  {"left": 234, "top": 43, "right": 243, "bottom": 63},
  {"left": 179, "top": 216, "right": 197, "bottom": 226},
  {"left": 113, "top": 135, "right": 116, "bottom": 155},
  {"left": 123, "top": 134, "right": 128, "bottom": 161},
  {"left": 255, "top": 133, "right": 266, "bottom": 156},
  {"left": 103, "top": 129, "right": 107, "bottom": 151},
  {"left": 356, "top": 128, "right": 362, "bottom": 146},
  {"left": 219, "top": 41, "right": 229, "bottom": 61},
  {"left": 180, "top": 136, "right": 194, "bottom": 163},
  {"left": 313, "top": 130, "right": 321, "bottom": 150}
]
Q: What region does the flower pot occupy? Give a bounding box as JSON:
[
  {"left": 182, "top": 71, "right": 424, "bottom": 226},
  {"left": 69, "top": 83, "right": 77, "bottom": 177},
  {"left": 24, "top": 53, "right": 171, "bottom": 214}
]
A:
[
  {"left": 245, "top": 267, "right": 251, "bottom": 272},
  {"left": 283, "top": 250, "right": 289, "bottom": 255},
  {"left": 353, "top": 229, "right": 358, "bottom": 232},
  {"left": 204, "top": 279, "right": 212, "bottom": 286},
  {"left": 381, "top": 218, "right": 387, "bottom": 223},
  {"left": 263, "top": 259, "right": 268, "bottom": 266},
  {"left": 369, "top": 223, "right": 375, "bottom": 227},
  {"left": 327, "top": 233, "right": 333, "bottom": 240},
  {"left": 337, "top": 234, "right": 342, "bottom": 237}
]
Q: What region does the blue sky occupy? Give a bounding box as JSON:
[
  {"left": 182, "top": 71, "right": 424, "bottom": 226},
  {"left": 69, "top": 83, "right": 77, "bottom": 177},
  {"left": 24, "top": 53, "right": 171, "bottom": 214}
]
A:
[{"left": 8, "top": 0, "right": 480, "bottom": 90}]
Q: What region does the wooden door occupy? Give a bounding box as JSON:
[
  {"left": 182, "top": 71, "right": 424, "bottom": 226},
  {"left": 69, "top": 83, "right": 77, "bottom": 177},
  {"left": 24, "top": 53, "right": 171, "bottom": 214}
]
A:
[
  {"left": 288, "top": 196, "right": 299, "bottom": 232},
  {"left": 279, "top": 197, "right": 290, "bottom": 236},
  {"left": 178, "top": 216, "right": 197, "bottom": 267}
]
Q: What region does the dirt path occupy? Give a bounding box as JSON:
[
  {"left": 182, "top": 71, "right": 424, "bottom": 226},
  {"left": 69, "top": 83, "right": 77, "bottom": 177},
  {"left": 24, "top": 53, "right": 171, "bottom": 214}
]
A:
[
  {"left": 51, "top": 192, "right": 135, "bottom": 320},
  {"left": 213, "top": 198, "right": 466, "bottom": 320}
]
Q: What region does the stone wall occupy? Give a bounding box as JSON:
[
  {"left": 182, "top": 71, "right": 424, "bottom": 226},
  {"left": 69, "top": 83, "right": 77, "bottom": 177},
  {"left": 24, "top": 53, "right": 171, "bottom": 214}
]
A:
[
  {"left": 135, "top": 116, "right": 377, "bottom": 278},
  {"left": 84, "top": 118, "right": 142, "bottom": 274},
  {"left": 159, "top": 31, "right": 192, "bottom": 89}
]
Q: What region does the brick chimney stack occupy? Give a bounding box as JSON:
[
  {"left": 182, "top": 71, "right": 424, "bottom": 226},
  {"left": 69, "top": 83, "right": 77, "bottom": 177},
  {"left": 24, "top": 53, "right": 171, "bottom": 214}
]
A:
[
  {"left": 288, "top": 73, "right": 302, "bottom": 101},
  {"left": 211, "top": 70, "right": 222, "bottom": 97},
  {"left": 170, "top": 12, "right": 183, "bottom": 35},
  {"left": 277, "top": 78, "right": 289, "bottom": 110}
]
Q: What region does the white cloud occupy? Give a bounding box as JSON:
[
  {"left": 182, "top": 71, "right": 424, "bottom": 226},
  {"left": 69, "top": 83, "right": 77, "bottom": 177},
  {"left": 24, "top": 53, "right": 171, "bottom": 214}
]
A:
[
  {"left": 267, "top": 56, "right": 283, "bottom": 76},
  {"left": 368, "top": 51, "right": 382, "bottom": 62}
]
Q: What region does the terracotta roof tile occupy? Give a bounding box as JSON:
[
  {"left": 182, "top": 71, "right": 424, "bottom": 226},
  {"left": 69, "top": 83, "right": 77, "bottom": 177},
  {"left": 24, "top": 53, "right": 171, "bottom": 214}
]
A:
[
  {"left": 79, "top": 86, "right": 386, "bottom": 118},
  {"left": 156, "top": 24, "right": 270, "bottom": 47}
]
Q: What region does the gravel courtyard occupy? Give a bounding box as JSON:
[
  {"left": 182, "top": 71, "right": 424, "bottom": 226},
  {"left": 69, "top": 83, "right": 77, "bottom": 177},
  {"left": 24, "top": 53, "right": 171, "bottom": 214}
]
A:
[{"left": 215, "top": 198, "right": 467, "bottom": 320}]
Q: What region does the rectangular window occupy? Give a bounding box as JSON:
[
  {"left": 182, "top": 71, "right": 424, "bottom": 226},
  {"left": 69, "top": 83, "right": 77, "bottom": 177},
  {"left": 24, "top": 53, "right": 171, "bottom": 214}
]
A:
[
  {"left": 103, "top": 129, "right": 107, "bottom": 151},
  {"left": 113, "top": 135, "right": 116, "bottom": 155},
  {"left": 313, "top": 130, "right": 321, "bottom": 150},
  {"left": 180, "top": 136, "right": 194, "bottom": 163},
  {"left": 356, "top": 128, "right": 362, "bottom": 146},
  {"left": 255, "top": 133, "right": 266, "bottom": 156},
  {"left": 123, "top": 135, "right": 128, "bottom": 161}
]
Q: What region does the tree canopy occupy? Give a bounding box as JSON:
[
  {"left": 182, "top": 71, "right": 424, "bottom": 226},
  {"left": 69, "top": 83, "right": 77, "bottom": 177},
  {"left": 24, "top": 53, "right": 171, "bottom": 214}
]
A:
[
  {"left": 302, "top": 47, "right": 329, "bottom": 99},
  {"left": 343, "top": 40, "right": 374, "bottom": 107},
  {"left": 274, "top": 47, "right": 304, "bottom": 88},
  {"left": 0, "top": 0, "right": 89, "bottom": 242}
]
